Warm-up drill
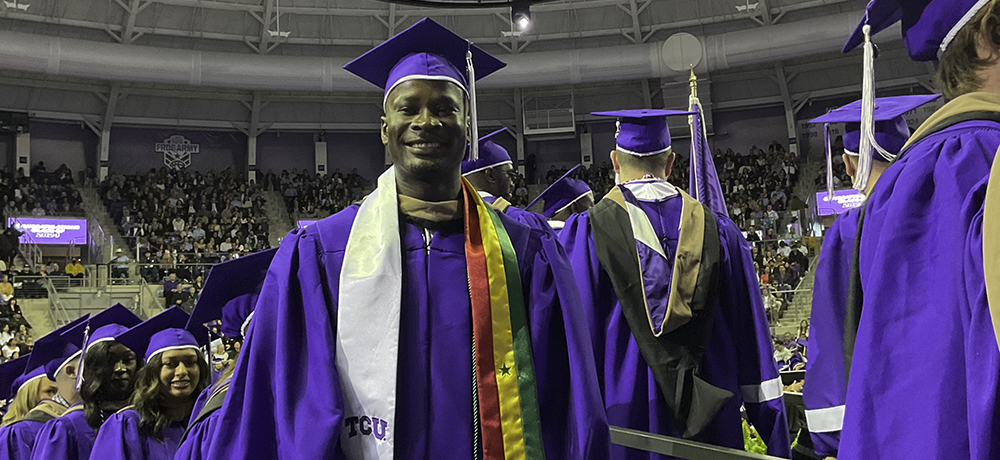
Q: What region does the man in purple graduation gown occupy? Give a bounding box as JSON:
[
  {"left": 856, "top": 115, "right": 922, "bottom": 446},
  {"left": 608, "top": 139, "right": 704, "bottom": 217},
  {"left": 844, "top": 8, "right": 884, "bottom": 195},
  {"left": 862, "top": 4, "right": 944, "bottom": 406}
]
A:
[
  {"left": 839, "top": 2, "right": 1000, "bottom": 458},
  {"left": 200, "top": 18, "right": 608, "bottom": 460},
  {"left": 0, "top": 315, "right": 90, "bottom": 460},
  {"left": 29, "top": 304, "right": 143, "bottom": 460},
  {"left": 462, "top": 128, "right": 553, "bottom": 236},
  {"left": 802, "top": 95, "right": 939, "bottom": 458},
  {"left": 174, "top": 248, "right": 276, "bottom": 460},
  {"left": 561, "top": 109, "right": 789, "bottom": 458}
]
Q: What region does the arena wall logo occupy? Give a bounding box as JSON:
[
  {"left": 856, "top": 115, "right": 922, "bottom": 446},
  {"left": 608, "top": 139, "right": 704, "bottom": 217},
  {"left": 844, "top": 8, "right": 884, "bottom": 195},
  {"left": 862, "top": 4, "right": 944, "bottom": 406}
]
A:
[{"left": 155, "top": 135, "right": 200, "bottom": 170}]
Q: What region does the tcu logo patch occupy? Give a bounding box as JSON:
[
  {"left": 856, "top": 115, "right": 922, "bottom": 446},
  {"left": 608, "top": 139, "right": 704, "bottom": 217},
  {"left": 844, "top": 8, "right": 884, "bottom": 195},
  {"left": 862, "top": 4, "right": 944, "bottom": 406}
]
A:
[{"left": 345, "top": 415, "right": 389, "bottom": 440}]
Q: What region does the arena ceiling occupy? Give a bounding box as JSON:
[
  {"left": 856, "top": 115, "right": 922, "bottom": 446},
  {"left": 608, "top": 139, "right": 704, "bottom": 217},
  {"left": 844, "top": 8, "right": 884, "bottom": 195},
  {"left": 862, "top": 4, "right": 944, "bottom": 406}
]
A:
[
  {"left": 0, "top": 0, "right": 935, "bottom": 134},
  {"left": 0, "top": 0, "right": 862, "bottom": 56}
]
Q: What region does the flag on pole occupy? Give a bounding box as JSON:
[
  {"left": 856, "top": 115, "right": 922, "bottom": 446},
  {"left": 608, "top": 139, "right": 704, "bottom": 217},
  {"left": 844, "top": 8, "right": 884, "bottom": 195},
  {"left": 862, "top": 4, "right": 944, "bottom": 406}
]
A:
[{"left": 688, "top": 69, "right": 729, "bottom": 218}]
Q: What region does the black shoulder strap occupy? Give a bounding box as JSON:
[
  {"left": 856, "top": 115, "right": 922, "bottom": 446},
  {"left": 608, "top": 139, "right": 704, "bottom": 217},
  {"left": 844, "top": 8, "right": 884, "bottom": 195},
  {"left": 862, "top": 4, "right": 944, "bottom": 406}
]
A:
[
  {"left": 590, "top": 196, "right": 731, "bottom": 439},
  {"left": 843, "top": 203, "right": 867, "bottom": 381},
  {"left": 180, "top": 384, "right": 228, "bottom": 443}
]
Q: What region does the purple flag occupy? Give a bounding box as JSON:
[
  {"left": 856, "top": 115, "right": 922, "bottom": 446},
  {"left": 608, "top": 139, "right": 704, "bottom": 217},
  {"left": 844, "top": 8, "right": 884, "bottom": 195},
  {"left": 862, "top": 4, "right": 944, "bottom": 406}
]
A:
[{"left": 688, "top": 84, "right": 729, "bottom": 217}]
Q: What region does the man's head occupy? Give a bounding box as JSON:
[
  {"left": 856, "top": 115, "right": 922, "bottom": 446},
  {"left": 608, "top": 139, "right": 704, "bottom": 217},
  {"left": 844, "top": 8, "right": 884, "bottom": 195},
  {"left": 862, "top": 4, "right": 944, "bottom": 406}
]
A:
[
  {"left": 51, "top": 354, "right": 81, "bottom": 406},
  {"left": 592, "top": 109, "right": 689, "bottom": 182},
  {"left": 381, "top": 79, "right": 470, "bottom": 186},
  {"left": 462, "top": 128, "right": 515, "bottom": 199},
  {"left": 811, "top": 95, "right": 939, "bottom": 193},
  {"left": 936, "top": 1, "right": 1000, "bottom": 98},
  {"left": 343, "top": 18, "right": 505, "bottom": 199},
  {"left": 610, "top": 150, "right": 676, "bottom": 183},
  {"left": 844, "top": 0, "right": 1000, "bottom": 98},
  {"left": 465, "top": 163, "right": 515, "bottom": 200}
]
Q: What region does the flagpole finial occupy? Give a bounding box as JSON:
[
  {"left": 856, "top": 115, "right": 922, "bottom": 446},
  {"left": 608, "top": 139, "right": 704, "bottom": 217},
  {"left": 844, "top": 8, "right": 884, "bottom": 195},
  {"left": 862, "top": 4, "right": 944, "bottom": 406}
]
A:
[{"left": 689, "top": 67, "right": 697, "bottom": 96}]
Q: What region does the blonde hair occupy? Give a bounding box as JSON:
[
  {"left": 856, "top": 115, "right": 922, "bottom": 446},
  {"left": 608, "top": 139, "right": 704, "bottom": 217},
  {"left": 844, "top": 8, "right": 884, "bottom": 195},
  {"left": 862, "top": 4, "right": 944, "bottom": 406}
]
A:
[{"left": 2, "top": 378, "right": 46, "bottom": 426}]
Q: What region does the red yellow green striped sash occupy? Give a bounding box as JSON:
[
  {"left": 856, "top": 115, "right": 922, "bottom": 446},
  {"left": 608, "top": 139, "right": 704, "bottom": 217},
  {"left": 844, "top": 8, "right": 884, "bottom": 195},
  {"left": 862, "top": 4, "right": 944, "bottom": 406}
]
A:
[{"left": 462, "top": 179, "right": 545, "bottom": 460}]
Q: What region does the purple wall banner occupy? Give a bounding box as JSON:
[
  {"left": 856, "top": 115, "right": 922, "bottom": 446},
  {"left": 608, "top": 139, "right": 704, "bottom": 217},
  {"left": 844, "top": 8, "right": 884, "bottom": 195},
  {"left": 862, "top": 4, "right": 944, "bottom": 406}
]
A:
[
  {"left": 815, "top": 189, "right": 865, "bottom": 216},
  {"left": 8, "top": 218, "right": 87, "bottom": 245},
  {"left": 156, "top": 135, "right": 201, "bottom": 170}
]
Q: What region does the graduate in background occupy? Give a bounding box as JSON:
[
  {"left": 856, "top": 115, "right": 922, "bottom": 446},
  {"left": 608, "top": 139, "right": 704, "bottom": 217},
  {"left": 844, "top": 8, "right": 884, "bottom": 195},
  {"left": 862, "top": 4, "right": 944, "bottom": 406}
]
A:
[
  {"left": 802, "top": 95, "right": 939, "bottom": 459},
  {"left": 839, "top": 1, "right": 1000, "bottom": 458},
  {"left": 0, "top": 357, "right": 56, "bottom": 427},
  {"left": 30, "top": 304, "right": 143, "bottom": 460},
  {"left": 90, "top": 307, "right": 209, "bottom": 460},
  {"left": 174, "top": 248, "right": 276, "bottom": 460},
  {"left": 203, "top": 17, "right": 608, "bottom": 460},
  {"left": 527, "top": 165, "right": 595, "bottom": 232},
  {"left": 560, "top": 109, "right": 789, "bottom": 458},
  {"left": 0, "top": 315, "right": 89, "bottom": 460},
  {"left": 462, "top": 128, "right": 555, "bottom": 235}
]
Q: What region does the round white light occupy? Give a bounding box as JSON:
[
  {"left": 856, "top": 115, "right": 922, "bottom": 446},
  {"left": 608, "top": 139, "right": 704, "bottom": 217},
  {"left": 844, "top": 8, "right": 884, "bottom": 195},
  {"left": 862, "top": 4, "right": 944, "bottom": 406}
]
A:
[{"left": 517, "top": 16, "right": 530, "bottom": 30}]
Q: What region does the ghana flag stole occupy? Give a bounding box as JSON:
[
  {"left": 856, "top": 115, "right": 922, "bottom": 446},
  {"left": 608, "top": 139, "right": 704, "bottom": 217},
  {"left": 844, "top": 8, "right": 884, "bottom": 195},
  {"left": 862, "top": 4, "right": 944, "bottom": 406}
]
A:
[{"left": 462, "top": 178, "right": 545, "bottom": 460}]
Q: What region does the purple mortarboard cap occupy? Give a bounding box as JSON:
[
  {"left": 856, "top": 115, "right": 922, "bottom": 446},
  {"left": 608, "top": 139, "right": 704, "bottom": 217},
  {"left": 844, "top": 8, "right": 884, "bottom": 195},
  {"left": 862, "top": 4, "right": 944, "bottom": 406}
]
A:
[
  {"left": 843, "top": 0, "right": 991, "bottom": 61},
  {"left": 591, "top": 109, "right": 695, "bottom": 157},
  {"left": 80, "top": 304, "right": 142, "bottom": 351},
  {"left": 117, "top": 306, "right": 205, "bottom": 362},
  {"left": 23, "top": 314, "right": 89, "bottom": 381},
  {"left": 810, "top": 94, "right": 940, "bottom": 160},
  {"left": 462, "top": 128, "right": 512, "bottom": 176},
  {"left": 0, "top": 355, "right": 30, "bottom": 401},
  {"left": 12, "top": 363, "right": 48, "bottom": 398},
  {"left": 527, "top": 165, "right": 595, "bottom": 218},
  {"left": 187, "top": 248, "right": 277, "bottom": 339},
  {"left": 343, "top": 18, "right": 506, "bottom": 105}
]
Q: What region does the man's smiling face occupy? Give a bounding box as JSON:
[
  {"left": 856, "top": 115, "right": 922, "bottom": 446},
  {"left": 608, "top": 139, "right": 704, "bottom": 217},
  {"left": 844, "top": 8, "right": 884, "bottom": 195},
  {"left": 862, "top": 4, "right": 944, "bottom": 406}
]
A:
[{"left": 381, "top": 79, "right": 469, "bottom": 185}]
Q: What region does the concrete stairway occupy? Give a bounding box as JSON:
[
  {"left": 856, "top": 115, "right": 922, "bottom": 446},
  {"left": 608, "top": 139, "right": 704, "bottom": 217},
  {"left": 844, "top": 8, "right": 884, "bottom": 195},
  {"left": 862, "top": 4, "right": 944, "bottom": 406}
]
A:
[
  {"left": 263, "top": 190, "right": 295, "bottom": 247},
  {"left": 21, "top": 298, "right": 54, "bottom": 337},
  {"left": 79, "top": 186, "right": 128, "bottom": 263},
  {"left": 773, "top": 256, "right": 819, "bottom": 337}
]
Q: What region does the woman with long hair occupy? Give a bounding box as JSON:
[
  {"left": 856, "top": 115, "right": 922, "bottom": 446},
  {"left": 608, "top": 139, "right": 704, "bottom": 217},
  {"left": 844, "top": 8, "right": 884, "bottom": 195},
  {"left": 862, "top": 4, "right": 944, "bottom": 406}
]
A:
[
  {"left": 90, "top": 307, "right": 208, "bottom": 460},
  {"left": 30, "top": 304, "right": 143, "bottom": 460},
  {"left": 0, "top": 357, "right": 57, "bottom": 426},
  {"left": 0, "top": 324, "right": 88, "bottom": 460}
]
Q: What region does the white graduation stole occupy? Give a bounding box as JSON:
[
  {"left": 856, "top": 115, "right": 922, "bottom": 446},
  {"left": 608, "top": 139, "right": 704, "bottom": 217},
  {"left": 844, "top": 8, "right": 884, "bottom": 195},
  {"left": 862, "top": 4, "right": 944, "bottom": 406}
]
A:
[{"left": 337, "top": 167, "right": 402, "bottom": 460}]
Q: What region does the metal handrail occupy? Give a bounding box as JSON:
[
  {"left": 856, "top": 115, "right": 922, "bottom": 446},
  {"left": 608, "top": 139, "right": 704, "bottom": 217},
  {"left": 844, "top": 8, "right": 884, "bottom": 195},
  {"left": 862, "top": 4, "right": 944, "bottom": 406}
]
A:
[
  {"left": 8, "top": 217, "right": 43, "bottom": 272},
  {"left": 610, "top": 426, "right": 785, "bottom": 460},
  {"left": 39, "top": 277, "right": 72, "bottom": 328}
]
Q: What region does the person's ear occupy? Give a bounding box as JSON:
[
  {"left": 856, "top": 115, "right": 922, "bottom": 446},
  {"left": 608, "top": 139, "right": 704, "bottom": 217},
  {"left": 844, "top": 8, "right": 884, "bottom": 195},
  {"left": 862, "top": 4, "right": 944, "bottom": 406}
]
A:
[
  {"left": 843, "top": 153, "right": 857, "bottom": 181},
  {"left": 380, "top": 116, "right": 389, "bottom": 145},
  {"left": 610, "top": 150, "right": 621, "bottom": 174}
]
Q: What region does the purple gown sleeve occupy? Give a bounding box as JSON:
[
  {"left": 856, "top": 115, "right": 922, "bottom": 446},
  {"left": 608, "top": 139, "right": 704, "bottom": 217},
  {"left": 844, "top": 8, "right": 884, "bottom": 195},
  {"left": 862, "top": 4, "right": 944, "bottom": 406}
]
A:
[
  {"left": 0, "top": 422, "right": 41, "bottom": 460},
  {"left": 202, "top": 229, "right": 345, "bottom": 460},
  {"left": 801, "top": 211, "right": 856, "bottom": 456},
  {"left": 89, "top": 411, "right": 142, "bottom": 460},
  {"left": 173, "top": 413, "right": 219, "bottom": 460},
  {"left": 964, "top": 192, "right": 1000, "bottom": 458},
  {"left": 526, "top": 228, "right": 611, "bottom": 459},
  {"left": 716, "top": 217, "right": 790, "bottom": 458},
  {"left": 840, "top": 124, "right": 1000, "bottom": 459},
  {"left": 30, "top": 417, "right": 80, "bottom": 460}
]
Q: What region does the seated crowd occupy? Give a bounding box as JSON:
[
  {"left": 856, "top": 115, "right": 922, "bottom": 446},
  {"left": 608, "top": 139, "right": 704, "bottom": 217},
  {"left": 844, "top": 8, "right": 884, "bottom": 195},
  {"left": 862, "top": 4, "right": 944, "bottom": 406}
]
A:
[
  {"left": 269, "top": 168, "right": 368, "bottom": 220},
  {"left": 101, "top": 168, "right": 272, "bottom": 286},
  {"left": 2, "top": 163, "right": 83, "bottom": 218}
]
